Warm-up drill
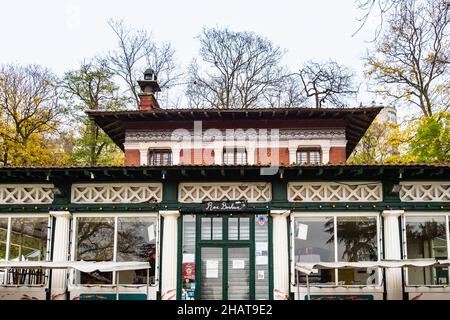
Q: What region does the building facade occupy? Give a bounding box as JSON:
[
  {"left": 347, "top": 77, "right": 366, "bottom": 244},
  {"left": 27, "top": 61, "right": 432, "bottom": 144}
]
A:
[{"left": 0, "top": 71, "right": 449, "bottom": 300}]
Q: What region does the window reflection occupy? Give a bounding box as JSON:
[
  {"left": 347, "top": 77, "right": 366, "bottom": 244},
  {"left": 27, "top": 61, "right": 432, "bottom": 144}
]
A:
[
  {"left": 0, "top": 218, "right": 7, "bottom": 262},
  {"left": 294, "top": 217, "right": 335, "bottom": 284},
  {"left": 406, "top": 216, "right": 448, "bottom": 285},
  {"left": 76, "top": 217, "right": 114, "bottom": 284},
  {"left": 2, "top": 217, "right": 49, "bottom": 285},
  {"left": 294, "top": 216, "right": 379, "bottom": 286},
  {"left": 117, "top": 217, "right": 156, "bottom": 284}
]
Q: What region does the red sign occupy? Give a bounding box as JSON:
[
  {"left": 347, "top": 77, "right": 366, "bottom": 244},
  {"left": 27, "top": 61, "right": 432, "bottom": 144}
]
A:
[{"left": 182, "top": 263, "right": 195, "bottom": 280}]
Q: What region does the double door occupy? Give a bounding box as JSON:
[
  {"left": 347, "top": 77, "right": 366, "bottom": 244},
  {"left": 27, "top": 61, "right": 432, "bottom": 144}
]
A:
[
  {"left": 195, "top": 214, "right": 255, "bottom": 300},
  {"left": 199, "top": 245, "right": 251, "bottom": 300}
]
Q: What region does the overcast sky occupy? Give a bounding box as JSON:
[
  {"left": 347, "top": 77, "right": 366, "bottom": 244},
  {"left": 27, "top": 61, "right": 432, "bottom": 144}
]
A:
[{"left": 0, "top": 0, "right": 386, "bottom": 109}]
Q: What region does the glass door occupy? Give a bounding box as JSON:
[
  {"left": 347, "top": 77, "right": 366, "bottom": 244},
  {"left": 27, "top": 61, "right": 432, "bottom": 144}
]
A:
[
  {"left": 227, "top": 247, "right": 250, "bottom": 300},
  {"left": 200, "top": 247, "right": 223, "bottom": 300},
  {"left": 199, "top": 246, "right": 250, "bottom": 300}
]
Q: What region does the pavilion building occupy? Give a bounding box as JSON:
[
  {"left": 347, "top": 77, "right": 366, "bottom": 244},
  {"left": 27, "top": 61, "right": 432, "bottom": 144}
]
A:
[{"left": 0, "top": 70, "right": 449, "bottom": 300}]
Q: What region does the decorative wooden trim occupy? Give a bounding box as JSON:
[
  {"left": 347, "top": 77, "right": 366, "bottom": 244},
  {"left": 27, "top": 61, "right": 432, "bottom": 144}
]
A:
[
  {"left": 400, "top": 182, "right": 450, "bottom": 202},
  {"left": 178, "top": 182, "right": 271, "bottom": 203},
  {"left": 0, "top": 184, "right": 54, "bottom": 204},
  {"left": 288, "top": 181, "right": 382, "bottom": 202},
  {"left": 71, "top": 183, "right": 162, "bottom": 204}
]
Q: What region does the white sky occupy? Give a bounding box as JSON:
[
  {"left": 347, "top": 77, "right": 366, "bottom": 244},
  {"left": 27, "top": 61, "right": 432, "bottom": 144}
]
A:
[{"left": 0, "top": 0, "right": 386, "bottom": 108}]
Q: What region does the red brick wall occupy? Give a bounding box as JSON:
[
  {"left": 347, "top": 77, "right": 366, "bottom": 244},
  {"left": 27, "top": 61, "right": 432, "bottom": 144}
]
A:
[
  {"left": 138, "top": 93, "right": 158, "bottom": 110},
  {"left": 124, "top": 149, "right": 140, "bottom": 166},
  {"left": 329, "top": 147, "right": 346, "bottom": 164},
  {"left": 255, "top": 148, "right": 289, "bottom": 165},
  {"left": 180, "top": 149, "right": 215, "bottom": 165}
]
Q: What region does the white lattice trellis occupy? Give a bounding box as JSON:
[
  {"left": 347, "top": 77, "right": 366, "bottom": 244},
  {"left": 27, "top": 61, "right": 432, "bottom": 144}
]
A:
[
  {"left": 179, "top": 182, "right": 272, "bottom": 203},
  {"left": 0, "top": 184, "right": 54, "bottom": 204},
  {"left": 400, "top": 182, "right": 450, "bottom": 202},
  {"left": 288, "top": 182, "right": 383, "bottom": 202},
  {"left": 71, "top": 183, "right": 163, "bottom": 204}
]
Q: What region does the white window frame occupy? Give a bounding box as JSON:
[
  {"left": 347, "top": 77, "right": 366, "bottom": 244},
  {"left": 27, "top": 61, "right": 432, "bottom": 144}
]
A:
[
  {"left": 0, "top": 214, "right": 52, "bottom": 287},
  {"left": 69, "top": 212, "right": 159, "bottom": 288},
  {"left": 402, "top": 211, "right": 450, "bottom": 287},
  {"left": 290, "top": 211, "right": 382, "bottom": 288}
]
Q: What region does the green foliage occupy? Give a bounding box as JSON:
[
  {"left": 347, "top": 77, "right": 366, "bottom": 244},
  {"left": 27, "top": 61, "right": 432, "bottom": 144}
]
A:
[
  {"left": 63, "top": 60, "right": 130, "bottom": 166},
  {"left": 408, "top": 112, "right": 450, "bottom": 163}
]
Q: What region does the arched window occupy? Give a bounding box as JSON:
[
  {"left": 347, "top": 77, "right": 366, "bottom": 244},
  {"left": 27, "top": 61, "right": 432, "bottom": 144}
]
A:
[
  {"left": 148, "top": 149, "right": 172, "bottom": 165},
  {"left": 296, "top": 148, "right": 321, "bottom": 165},
  {"left": 223, "top": 148, "right": 247, "bottom": 165}
]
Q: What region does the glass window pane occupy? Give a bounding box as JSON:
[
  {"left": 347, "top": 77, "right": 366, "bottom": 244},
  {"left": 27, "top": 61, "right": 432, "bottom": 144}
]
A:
[
  {"left": 294, "top": 217, "right": 335, "bottom": 284},
  {"left": 336, "top": 217, "right": 378, "bottom": 262},
  {"left": 117, "top": 217, "right": 157, "bottom": 284},
  {"left": 235, "top": 149, "right": 247, "bottom": 165},
  {"left": 201, "top": 218, "right": 211, "bottom": 240},
  {"left": 0, "top": 218, "right": 7, "bottom": 261},
  {"left": 212, "top": 218, "right": 222, "bottom": 240},
  {"left": 336, "top": 216, "right": 378, "bottom": 286},
  {"left": 406, "top": 216, "right": 448, "bottom": 285},
  {"left": 228, "top": 218, "right": 239, "bottom": 240},
  {"left": 239, "top": 217, "right": 250, "bottom": 240},
  {"left": 9, "top": 218, "right": 48, "bottom": 262},
  {"left": 76, "top": 217, "right": 114, "bottom": 285},
  {"left": 223, "top": 149, "right": 234, "bottom": 165},
  {"left": 7, "top": 217, "right": 49, "bottom": 285},
  {"left": 310, "top": 151, "right": 320, "bottom": 164}
]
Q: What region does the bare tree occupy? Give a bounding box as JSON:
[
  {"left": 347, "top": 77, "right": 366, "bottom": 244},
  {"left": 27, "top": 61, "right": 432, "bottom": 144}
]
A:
[
  {"left": 354, "top": 0, "right": 450, "bottom": 39},
  {"left": 366, "top": 0, "right": 450, "bottom": 117},
  {"left": 262, "top": 73, "right": 306, "bottom": 108},
  {"left": 186, "top": 27, "right": 287, "bottom": 109},
  {"left": 298, "top": 60, "right": 358, "bottom": 108},
  {"left": 107, "top": 19, "right": 181, "bottom": 107}
]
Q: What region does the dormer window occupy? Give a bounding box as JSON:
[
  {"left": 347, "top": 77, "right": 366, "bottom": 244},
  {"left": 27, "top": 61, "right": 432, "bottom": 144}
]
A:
[
  {"left": 148, "top": 149, "right": 172, "bottom": 165},
  {"left": 296, "top": 148, "right": 321, "bottom": 165},
  {"left": 223, "top": 148, "right": 247, "bottom": 165}
]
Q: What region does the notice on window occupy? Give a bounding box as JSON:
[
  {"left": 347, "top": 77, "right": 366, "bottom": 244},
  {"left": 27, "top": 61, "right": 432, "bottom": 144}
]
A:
[
  {"left": 257, "top": 270, "right": 265, "bottom": 280},
  {"left": 256, "top": 255, "right": 268, "bottom": 265},
  {"left": 296, "top": 223, "right": 308, "bottom": 240},
  {"left": 147, "top": 224, "right": 155, "bottom": 242},
  {"left": 206, "top": 260, "right": 219, "bottom": 278},
  {"left": 255, "top": 242, "right": 268, "bottom": 252},
  {"left": 232, "top": 259, "right": 245, "bottom": 269}
]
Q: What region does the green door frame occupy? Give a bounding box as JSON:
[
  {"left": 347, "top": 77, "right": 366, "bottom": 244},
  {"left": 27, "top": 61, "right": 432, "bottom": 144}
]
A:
[{"left": 195, "top": 214, "right": 255, "bottom": 300}]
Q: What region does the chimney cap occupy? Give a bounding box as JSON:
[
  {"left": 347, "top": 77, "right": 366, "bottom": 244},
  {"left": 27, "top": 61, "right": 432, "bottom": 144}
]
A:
[
  {"left": 144, "top": 68, "right": 157, "bottom": 81},
  {"left": 138, "top": 68, "right": 161, "bottom": 93}
]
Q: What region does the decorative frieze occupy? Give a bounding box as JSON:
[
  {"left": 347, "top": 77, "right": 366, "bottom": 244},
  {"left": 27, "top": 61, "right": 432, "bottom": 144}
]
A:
[
  {"left": 178, "top": 182, "right": 271, "bottom": 203},
  {"left": 288, "top": 182, "right": 383, "bottom": 202},
  {"left": 0, "top": 184, "right": 54, "bottom": 204},
  {"left": 71, "top": 183, "right": 162, "bottom": 204},
  {"left": 125, "top": 128, "right": 346, "bottom": 143},
  {"left": 400, "top": 182, "right": 450, "bottom": 202}
]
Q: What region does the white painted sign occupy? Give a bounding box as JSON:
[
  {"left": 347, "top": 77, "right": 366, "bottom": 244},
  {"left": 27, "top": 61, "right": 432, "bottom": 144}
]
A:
[
  {"left": 296, "top": 223, "right": 308, "bottom": 240},
  {"left": 232, "top": 259, "right": 245, "bottom": 269}
]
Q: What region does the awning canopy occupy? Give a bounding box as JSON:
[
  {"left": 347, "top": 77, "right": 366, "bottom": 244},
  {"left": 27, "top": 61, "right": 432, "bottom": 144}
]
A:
[
  {"left": 296, "top": 259, "right": 449, "bottom": 275},
  {"left": 0, "top": 261, "right": 150, "bottom": 273}
]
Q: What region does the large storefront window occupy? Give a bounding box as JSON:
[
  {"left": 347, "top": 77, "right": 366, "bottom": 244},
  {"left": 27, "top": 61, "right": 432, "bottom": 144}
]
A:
[
  {"left": 405, "top": 215, "right": 449, "bottom": 285},
  {"left": 74, "top": 214, "right": 157, "bottom": 285},
  {"left": 0, "top": 216, "right": 50, "bottom": 285},
  {"left": 293, "top": 214, "right": 379, "bottom": 286}
]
